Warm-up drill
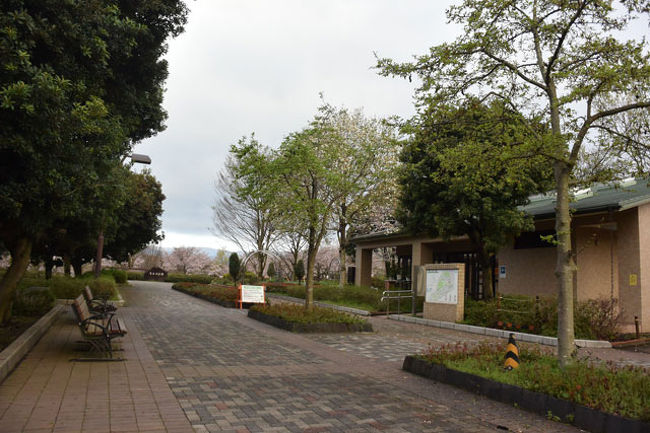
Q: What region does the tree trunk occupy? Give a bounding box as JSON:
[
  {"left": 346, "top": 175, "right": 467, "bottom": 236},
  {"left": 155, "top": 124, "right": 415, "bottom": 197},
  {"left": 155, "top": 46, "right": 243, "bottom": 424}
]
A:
[
  {"left": 63, "top": 255, "right": 71, "bottom": 276},
  {"left": 94, "top": 230, "right": 104, "bottom": 278},
  {"left": 337, "top": 210, "right": 347, "bottom": 288},
  {"left": 44, "top": 257, "right": 53, "bottom": 280},
  {"left": 304, "top": 227, "right": 318, "bottom": 312},
  {"left": 0, "top": 237, "right": 33, "bottom": 323},
  {"left": 338, "top": 245, "right": 347, "bottom": 288},
  {"left": 554, "top": 161, "right": 576, "bottom": 368},
  {"left": 71, "top": 257, "right": 83, "bottom": 278}
]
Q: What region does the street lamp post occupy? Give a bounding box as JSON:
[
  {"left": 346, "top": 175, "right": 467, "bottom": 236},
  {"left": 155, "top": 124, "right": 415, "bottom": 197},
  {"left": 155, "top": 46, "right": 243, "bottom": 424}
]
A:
[{"left": 93, "top": 154, "right": 151, "bottom": 278}]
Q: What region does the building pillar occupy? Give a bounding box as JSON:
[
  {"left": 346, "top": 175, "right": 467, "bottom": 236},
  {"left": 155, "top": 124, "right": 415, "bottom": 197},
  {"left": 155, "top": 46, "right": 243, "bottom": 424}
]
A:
[{"left": 355, "top": 248, "right": 373, "bottom": 287}]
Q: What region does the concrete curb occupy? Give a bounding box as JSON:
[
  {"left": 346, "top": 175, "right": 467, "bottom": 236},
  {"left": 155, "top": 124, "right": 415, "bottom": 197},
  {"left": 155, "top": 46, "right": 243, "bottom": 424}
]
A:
[
  {"left": 0, "top": 304, "right": 65, "bottom": 384},
  {"left": 389, "top": 314, "right": 612, "bottom": 348},
  {"left": 266, "top": 293, "right": 372, "bottom": 316}
]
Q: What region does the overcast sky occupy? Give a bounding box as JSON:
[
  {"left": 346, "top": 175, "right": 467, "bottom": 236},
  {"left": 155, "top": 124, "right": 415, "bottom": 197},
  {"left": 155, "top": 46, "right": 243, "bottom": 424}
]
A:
[{"left": 132, "top": 1, "right": 459, "bottom": 251}]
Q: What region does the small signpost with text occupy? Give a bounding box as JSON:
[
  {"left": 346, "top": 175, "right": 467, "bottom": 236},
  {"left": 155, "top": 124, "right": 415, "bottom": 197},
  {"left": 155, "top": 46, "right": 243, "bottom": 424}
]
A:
[{"left": 238, "top": 284, "right": 266, "bottom": 309}]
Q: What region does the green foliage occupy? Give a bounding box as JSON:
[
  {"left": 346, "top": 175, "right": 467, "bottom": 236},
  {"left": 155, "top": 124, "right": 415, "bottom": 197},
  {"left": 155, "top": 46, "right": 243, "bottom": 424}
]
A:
[
  {"left": 46, "top": 275, "right": 116, "bottom": 300},
  {"left": 48, "top": 276, "right": 86, "bottom": 299},
  {"left": 278, "top": 284, "right": 423, "bottom": 313},
  {"left": 165, "top": 273, "right": 213, "bottom": 284},
  {"left": 126, "top": 271, "right": 144, "bottom": 281},
  {"left": 463, "top": 295, "right": 621, "bottom": 340},
  {"left": 418, "top": 342, "right": 650, "bottom": 421},
  {"left": 12, "top": 287, "right": 55, "bottom": 316},
  {"left": 0, "top": 0, "right": 188, "bottom": 322},
  {"left": 293, "top": 259, "right": 305, "bottom": 283},
  {"left": 102, "top": 170, "right": 165, "bottom": 263},
  {"left": 250, "top": 304, "right": 368, "bottom": 325},
  {"left": 173, "top": 283, "right": 239, "bottom": 303},
  {"left": 267, "top": 262, "right": 276, "bottom": 279},
  {"left": 108, "top": 269, "right": 127, "bottom": 284},
  {"left": 86, "top": 277, "right": 117, "bottom": 300},
  {"left": 228, "top": 253, "right": 241, "bottom": 282},
  {"left": 575, "top": 298, "right": 621, "bottom": 341}
]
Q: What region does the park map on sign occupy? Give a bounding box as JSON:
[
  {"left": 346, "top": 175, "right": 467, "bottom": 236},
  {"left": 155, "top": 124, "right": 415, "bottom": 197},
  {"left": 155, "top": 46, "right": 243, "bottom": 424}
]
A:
[{"left": 425, "top": 269, "right": 458, "bottom": 304}]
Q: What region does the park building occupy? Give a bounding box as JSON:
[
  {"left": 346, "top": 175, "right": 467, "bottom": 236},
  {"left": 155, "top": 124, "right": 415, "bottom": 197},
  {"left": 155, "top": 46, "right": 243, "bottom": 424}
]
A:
[{"left": 352, "top": 178, "right": 650, "bottom": 333}]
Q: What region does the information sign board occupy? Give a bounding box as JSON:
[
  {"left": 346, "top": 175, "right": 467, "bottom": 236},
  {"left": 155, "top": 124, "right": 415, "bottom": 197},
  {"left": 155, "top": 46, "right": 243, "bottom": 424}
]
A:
[
  {"left": 240, "top": 284, "right": 265, "bottom": 305},
  {"left": 425, "top": 269, "right": 458, "bottom": 304}
]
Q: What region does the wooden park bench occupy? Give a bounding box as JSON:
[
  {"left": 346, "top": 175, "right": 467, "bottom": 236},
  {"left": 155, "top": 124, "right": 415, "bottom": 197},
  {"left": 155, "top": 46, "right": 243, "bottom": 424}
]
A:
[
  {"left": 70, "top": 294, "right": 127, "bottom": 361},
  {"left": 83, "top": 285, "right": 117, "bottom": 314}
]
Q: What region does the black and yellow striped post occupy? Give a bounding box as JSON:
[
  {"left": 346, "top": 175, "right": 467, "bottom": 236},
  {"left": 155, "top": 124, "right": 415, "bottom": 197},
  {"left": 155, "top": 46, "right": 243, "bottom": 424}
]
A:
[{"left": 504, "top": 333, "right": 520, "bottom": 370}]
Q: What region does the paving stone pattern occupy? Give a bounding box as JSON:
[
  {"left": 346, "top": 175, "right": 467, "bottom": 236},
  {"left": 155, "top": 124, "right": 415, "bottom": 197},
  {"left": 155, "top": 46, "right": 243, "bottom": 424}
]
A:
[
  {"left": 306, "top": 334, "right": 427, "bottom": 363},
  {"left": 121, "top": 282, "right": 583, "bottom": 433}
]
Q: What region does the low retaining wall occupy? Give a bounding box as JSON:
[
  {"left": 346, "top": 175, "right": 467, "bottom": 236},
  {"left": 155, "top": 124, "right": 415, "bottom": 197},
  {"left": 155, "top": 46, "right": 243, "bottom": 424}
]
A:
[
  {"left": 0, "top": 304, "right": 64, "bottom": 384},
  {"left": 248, "top": 309, "right": 373, "bottom": 333},
  {"left": 390, "top": 314, "right": 612, "bottom": 348},
  {"left": 403, "top": 356, "right": 648, "bottom": 433}
]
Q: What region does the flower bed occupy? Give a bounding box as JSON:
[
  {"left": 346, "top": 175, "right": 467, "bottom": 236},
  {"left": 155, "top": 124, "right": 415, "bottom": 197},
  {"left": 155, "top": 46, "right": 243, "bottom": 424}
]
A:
[
  {"left": 248, "top": 304, "right": 372, "bottom": 333},
  {"left": 403, "top": 342, "right": 649, "bottom": 432},
  {"left": 172, "top": 282, "right": 239, "bottom": 308}
]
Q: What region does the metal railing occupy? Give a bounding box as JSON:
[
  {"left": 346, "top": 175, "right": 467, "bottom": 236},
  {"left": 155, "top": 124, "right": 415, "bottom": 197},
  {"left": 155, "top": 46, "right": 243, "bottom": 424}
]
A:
[{"left": 381, "top": 289, "right": 414, "bottom": 316}]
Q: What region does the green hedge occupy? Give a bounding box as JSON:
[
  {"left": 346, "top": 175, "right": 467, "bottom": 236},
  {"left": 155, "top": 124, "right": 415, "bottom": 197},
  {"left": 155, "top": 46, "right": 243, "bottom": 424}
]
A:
[
  {"left": 12, "top": 287, "right": 55, "bottom": 316},
  {"left": 127, "top": 271, "right": 144, "bottom": 280},
  {"left": 463, "top": 295, "right": 621, "bottom": 340},
  {"left": 250, "top": 304, "right": 368, "bottom": 325},
  {"left": 165, "top": 273, "right": 213, "bottom": 284}
]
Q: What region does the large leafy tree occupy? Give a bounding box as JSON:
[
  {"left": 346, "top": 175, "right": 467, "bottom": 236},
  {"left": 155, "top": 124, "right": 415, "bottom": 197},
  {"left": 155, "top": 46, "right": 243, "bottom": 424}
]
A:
[
  {"left": 0, "top": 1, "right": 187, "bottom": 322},
  {"left": 103, "top": 169, "right": 165, "bottom": 263},
  {"left": 213, "top": 136, "right": 281, "bottom": 278},
  {"left": 319, "top": 104, "right": 399, "bottom": 288},
  {"left": 399, "top": 99, "right": 551, "bottom": 299},
  {"left": 272, "top": 110, "right": 349, "bottom": 310},
  {"left": 378, "top": 0, "right": 650, "bottom": 366}
]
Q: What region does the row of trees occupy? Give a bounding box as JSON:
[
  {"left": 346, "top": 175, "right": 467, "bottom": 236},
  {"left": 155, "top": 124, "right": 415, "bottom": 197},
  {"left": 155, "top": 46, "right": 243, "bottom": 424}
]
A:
[
  {"left": 0, "top": 1, "right": 188, "bottom": 322},
  {"left": 214, "top": 1, "right": 650, "bottom": 369},
  {"left": 377, "top": 0, "right": 650, "bottom": 366},
  {"left": 213, "top": 102, "right": 400, "bottom": 309}
]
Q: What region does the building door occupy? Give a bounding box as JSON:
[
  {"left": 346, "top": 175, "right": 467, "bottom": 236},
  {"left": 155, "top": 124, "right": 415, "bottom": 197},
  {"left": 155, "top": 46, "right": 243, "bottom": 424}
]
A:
[{"left": 431, "top": 252, "right": 497, "bottom": 300}]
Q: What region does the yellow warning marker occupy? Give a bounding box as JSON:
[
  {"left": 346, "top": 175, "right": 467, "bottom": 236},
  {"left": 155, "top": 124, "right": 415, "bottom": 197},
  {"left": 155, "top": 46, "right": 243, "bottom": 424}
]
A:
[{"left": 504, "top": 333, "right": 520, "bottom": 370}]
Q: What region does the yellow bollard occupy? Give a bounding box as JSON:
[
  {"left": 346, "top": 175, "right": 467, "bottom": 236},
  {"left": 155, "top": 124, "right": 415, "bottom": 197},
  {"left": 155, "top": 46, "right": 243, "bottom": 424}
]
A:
[{"left": 504, "top": 333, "right": 520, "bottom": 370}]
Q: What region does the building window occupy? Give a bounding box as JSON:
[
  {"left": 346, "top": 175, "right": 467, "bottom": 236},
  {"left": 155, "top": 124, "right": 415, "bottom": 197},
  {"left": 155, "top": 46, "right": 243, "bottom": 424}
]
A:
[{"left": 514, "top": 230, "right": 555, "bottom": 249}]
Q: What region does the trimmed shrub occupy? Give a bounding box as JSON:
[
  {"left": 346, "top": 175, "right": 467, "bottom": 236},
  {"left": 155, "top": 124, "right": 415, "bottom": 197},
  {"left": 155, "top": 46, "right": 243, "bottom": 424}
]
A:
[
  {"left": 127, "top": 271, "right": 144, "bottom": 280},
  {"left": 109, "top": 269, "right": 128, "bottom": 284},
  {"left": 12, "top": 287, "right": 55, "bottom": 316},
  {"left": 165, "top": 273, "right": 213, "bottom": 284},
  {"left": 229, "top": 253, "right": 241, "bottom": 282},
  {"left": 575, "top": 297, "right": 621, "bottom": 341},
  {"left": 87, "top": 277, "right": 118, "bottom": 300},
  {"left": 250, "top": 304, "right": 368, "bottom": 325},
  {"left": 48, "top": 276, "right": 85, "bottom": 299}
]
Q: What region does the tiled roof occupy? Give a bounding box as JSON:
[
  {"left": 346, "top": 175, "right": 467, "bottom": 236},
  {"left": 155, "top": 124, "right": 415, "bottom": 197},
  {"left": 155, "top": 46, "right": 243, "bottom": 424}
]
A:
[{"left": 521, "top": 178, "right": 650, "bottom": 217}]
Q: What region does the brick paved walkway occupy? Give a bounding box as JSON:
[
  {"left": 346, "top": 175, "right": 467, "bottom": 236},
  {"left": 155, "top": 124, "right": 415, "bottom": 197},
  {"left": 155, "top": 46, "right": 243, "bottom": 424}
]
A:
[
  {"left": 5, "top": 280, "right": 642, "bottom": 432},
  {"left": 122, "top": 282, "right": 584, "bottom": 433}
]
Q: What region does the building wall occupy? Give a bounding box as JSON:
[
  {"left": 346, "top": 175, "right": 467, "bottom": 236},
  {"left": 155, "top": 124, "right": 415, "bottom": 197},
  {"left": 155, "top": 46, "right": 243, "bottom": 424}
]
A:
[
  {"left": 636, "top": 204, "right": 650, "bottom": 332},
  {"left": 616, "top": 208, "right": 642, "bottom": 332},
  {"left": 574, "top": 221, "right": 618, "bottom": 302},
  {"left": 496, "top": 245, "right": 556, "bottom": 297}
]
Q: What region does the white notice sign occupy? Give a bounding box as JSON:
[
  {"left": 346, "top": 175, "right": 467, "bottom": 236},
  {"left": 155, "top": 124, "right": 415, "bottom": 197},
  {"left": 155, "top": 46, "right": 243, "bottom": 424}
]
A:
[
  {"left": 425, "top": 269, "right": 458, "bottom": 304},
  {"left": 241, "top": 285, "right": 265, "bottom": 303}
]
